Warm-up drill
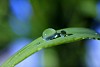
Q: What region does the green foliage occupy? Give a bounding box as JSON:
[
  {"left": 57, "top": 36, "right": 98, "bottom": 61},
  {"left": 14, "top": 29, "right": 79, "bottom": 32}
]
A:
[{"left": 1, "top": 28, "right": 100, "bottom": 67}]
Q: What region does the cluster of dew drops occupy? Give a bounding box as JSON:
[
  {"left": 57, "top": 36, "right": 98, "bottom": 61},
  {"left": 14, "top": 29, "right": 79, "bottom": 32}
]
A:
[
  {"left": 89, "top": 33, "right": 100, "bottom": 40},
  {"left": 42, "top": 28, "right": 72, "bottom": 41},
  {"left": 42, "top": 28, "right": 100, "bottom": 41}
]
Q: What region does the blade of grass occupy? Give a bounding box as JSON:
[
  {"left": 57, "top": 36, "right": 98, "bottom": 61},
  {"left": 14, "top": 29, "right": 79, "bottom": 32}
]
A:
[{"left": 1, "top": 28, "right": 100, "bottom": 67}]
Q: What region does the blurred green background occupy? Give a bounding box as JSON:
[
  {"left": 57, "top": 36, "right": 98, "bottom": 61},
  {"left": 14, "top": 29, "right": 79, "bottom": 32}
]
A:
[{"left": 0, "top": 0, "right": 99, "bottom": 67}]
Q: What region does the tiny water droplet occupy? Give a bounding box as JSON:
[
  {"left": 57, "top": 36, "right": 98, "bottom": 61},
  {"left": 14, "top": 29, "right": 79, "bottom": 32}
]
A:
[
  {"left": 97, "top": 38, "right": 100, "bottom": 40},
  {"left": 60, "top": 30, "right": 66, "bottom": 37},
  {"left": 92, "top": 38, "right": 96, "bottom": 39},
  {"left": 42, "top": 28, "right": 57, "bottom": 40}
]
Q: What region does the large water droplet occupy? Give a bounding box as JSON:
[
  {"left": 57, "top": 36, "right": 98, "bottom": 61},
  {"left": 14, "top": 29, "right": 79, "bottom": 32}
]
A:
[{"left": 42, "top": 28, "right": 57, "bottom": 41}]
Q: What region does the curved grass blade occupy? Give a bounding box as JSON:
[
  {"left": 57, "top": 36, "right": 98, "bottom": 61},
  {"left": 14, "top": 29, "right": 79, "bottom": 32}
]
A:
[{"left": 1, "top": 28, "right": 100, "bottom": 67}]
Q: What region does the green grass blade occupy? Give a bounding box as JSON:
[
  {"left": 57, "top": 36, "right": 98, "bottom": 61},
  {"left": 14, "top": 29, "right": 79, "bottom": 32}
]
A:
[{"left": 1, "top": 28, "right": 100, "bottom": 67}]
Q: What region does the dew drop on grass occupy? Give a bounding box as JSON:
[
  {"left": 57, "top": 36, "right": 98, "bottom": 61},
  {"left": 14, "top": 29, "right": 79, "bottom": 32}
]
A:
[
  {"left": 42, "top": 28, "right": 57, "bottom": 41},
  {"left": 97, "top": 38, "right": 100, "bottom": 40},
  {"left": 92, "top": 38, "right": 96, "bottom": 39},
  {"left": 60, "top": 30, "right": 66, "bottom": 37}
]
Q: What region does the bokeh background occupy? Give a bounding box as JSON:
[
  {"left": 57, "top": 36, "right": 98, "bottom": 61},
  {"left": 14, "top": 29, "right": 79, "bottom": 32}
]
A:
[{"left": 0, "top": 0, "right": 100, "bottom": 67}]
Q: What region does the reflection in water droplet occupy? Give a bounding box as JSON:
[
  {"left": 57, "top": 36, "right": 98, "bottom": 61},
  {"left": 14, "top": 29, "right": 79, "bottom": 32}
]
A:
[{"left": 42, "top": 28, "right": 57, "bottom": 41}]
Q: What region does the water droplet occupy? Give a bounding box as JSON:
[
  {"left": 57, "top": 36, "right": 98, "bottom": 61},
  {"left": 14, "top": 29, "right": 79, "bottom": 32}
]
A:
[
  {"left": 42, "top": 28, "right": 57, "bottom": 40},
  {"left": 60, "top": 30, "right": 66, "bottom": 37},
  {"left": 92, "top": 38, "right": 96, "bottom": 39},
  {"left": 97, "top": 38, "right": 100, "bottom": 40}
]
